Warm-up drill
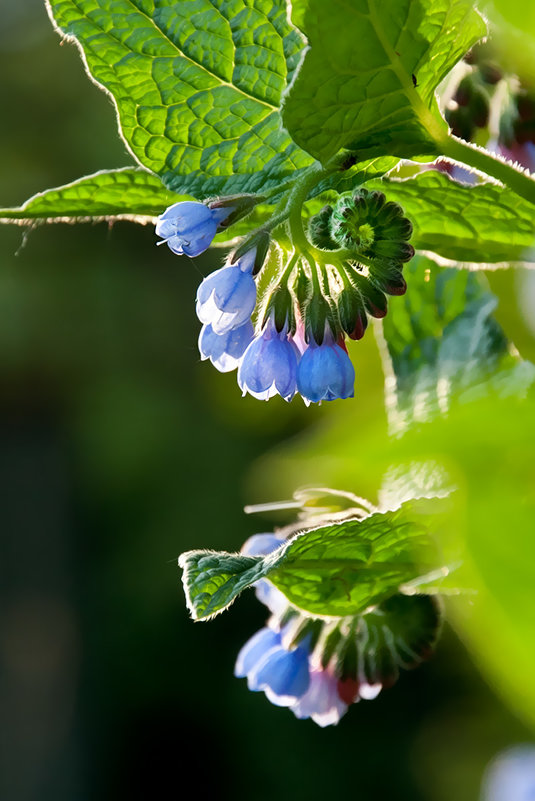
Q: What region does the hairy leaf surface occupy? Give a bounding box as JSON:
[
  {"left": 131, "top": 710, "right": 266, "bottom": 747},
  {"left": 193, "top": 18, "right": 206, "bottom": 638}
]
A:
[
  {"left": 0, "top": 168, "right": 181, "bottom": 224},
  {"left": 47, "top": 0, "right": 313, "bottom": 197},
  {"left": 179, "top": 502, "right": 441, "bottom": 620}
]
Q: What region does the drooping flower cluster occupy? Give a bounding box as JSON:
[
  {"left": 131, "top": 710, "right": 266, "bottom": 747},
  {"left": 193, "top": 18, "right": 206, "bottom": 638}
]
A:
[
  {"left": 233, "top": 531, "right": 440, "bottom": 727},
  {"left": 155, "top": 188, "right": 414, "bottom": 403}
]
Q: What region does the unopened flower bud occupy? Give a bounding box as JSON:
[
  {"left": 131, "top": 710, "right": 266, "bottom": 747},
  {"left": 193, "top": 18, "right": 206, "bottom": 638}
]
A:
[
  {"left": 308, "top": 205, "right": 338, "bottom": 250},
  {"left": 348, "top": 269, "right": 388, "bottom": 318},
  {"left": 337, "top": 286, "right": 369, "bottom": 340},
  {"left": 328, "top": 189, "right": 415, "bottom": 292},
  {"left": 232, "top": 230, "right": 270, "bottom": 275},
  {"left": 208, "top": 193, "right": 265, "bottom": 229}
]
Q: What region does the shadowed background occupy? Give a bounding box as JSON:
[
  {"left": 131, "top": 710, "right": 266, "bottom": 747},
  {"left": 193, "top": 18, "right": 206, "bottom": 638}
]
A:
[{"left": 1, "top": 2, "right": 535, "bottom": 800}]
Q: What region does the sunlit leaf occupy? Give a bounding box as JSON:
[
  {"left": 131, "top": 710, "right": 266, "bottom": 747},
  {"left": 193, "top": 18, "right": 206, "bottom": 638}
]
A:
[
  {"left": 179, "top": 501, "right": 443, "bottom": 620},
  {"left": 366, "top": 172, "right": 535, "bottom": 265},
  {"left": 47, "top": 0, "right": 314, "bottom": 196},
  {"left": 282, "top": 0, "right": 486, "bottom": 162},
  {"left": 0, "top": 167, "right": 181, "bottom": 225}
]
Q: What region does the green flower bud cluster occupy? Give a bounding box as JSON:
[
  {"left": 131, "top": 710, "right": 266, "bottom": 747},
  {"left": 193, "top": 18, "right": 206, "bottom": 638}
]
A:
[
  {"left": 329, "top": 189, "right": 414, "bottom": 270},
  {"left": 305, "top": 189, "right": 415, "bottom": 342}
]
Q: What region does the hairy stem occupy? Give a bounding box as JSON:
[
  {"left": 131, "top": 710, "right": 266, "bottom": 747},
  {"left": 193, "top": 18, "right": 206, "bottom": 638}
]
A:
[{"left": 441, "top": 134, "right": 535, "bottom": 205}]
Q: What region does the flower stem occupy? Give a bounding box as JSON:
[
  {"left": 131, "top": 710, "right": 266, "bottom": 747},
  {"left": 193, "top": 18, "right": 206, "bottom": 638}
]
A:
[
  {"left": 280, "top": 250, "right": 300, "bottom": 284},
  {"left": 286, "top": 163, "right": 337, "bottom": 249},
  {"left": 440, "top": 134, "right": 535, "bottom": 205},
  {"left": 305, "top": 254, "right": 322, "bottom": 295}
]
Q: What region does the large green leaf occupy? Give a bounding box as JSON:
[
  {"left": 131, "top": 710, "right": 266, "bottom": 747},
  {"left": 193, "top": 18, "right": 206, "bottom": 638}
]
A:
[
  {"left": 179, "top": 501, "right": 442, "bottom": 620},
  {"left": 46, "top": 0, "right": 313, "bottom": 197},
  {"left": 282, "top": 0, "right": 486, "bottom": 162},
  {"left": 381, "top": 255, "right": 535, "bottom": 432},
  {"left": 366, "top": 171, "right": 535, "bottom": 265},
  {"left": 0, "top": 155, "right": 398, "bottom": 233},
  {"left": 0, "top": 167, "right": 182, "bottom": 224}
]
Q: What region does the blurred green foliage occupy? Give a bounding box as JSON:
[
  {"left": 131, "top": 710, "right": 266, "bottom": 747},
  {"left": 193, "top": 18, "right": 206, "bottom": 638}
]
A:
[{"left": 1, "top": 3, "right": 535, "bottom": 801}]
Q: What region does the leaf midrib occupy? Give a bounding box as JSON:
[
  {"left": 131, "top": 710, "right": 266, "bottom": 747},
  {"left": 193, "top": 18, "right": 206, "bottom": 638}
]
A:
[
  {"left": 326, "top": 0, "right": 443, "bottom": 146},
  {"left": 366, "top": 0, "right": 444, "bottom": 144}
]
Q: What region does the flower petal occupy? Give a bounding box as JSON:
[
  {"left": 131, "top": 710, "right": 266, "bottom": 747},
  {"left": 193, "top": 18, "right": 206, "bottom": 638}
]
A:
[
  {"left": 234, "top": 627, "right": 281, "bottom": 679},
  {"left": 196, "top": 266, "right": 256, "bottom": 333},
  {"left": 198, "top": 321, "right": 253, "bottom": 372},
  {"left": 156, "top": 201, "right": 224, "bottom": 257},
  {"left": 248, "top": 644, "right": 310, "bottom": 706},
  {"left": 238, "top": 330, "right": 299, "bottom": 401},
  {"left": 241, "top": 533, "right": 286, "bottom": 556},
  {"left": 291, "top": 670, "right": 348, "bottom": 727},
  {"left": 297, "top": 341, "right": 355, "bottom": 402}
]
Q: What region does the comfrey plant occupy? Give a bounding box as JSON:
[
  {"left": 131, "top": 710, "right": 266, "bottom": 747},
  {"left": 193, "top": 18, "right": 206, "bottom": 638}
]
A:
[{"left": 2, "top": 0, "right": 535, "bottom": 730}]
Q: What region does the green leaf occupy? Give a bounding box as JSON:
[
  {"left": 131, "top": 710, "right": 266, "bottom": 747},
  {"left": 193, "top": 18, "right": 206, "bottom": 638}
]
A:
[
  {"left": 179, "top": 501, "right": 443, "bottom": 620},
  {"left": 0, "top": 167, "right": 182, "bottom": 224},
  {"left": 47, "top": 0, "right": 313, "bottom": 197},
  {"left": 381, "top": 255, "right": 535, "bottom": 432},
  {"left": 178, "top": 550, "right": 280, "bottom": 621},
  {"left": 310, "top": 156, "right": 400, "bottom": 197},
  {"left": 366, "top": 171, "right": 535, "bottom": 265},
  {"left": 282, "top": 0, "right": 486, "bottom": 162},
  {"left": 214, "top": 155, "right": 400, "bottom": 241},
  {"left": 266, "top": 506, "right": 440, "bottom": 615}
]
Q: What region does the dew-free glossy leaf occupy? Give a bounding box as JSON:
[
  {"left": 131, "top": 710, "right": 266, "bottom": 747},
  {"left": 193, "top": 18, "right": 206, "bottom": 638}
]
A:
[
  {"left": 282, "top": 0, "right": 486, "bottom": 162},
  {"left": 46, "top": 0, "right": 313, "bottom": 197},
  {"left": 0, "top": 168, "right": 182, "bottom": 224}
]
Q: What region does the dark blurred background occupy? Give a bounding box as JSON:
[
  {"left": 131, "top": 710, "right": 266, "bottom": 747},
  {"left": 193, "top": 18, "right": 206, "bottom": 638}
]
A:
[{"left": 1, "top": 2, "right": 534, "bottom": 800}]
